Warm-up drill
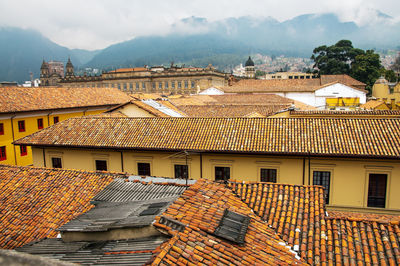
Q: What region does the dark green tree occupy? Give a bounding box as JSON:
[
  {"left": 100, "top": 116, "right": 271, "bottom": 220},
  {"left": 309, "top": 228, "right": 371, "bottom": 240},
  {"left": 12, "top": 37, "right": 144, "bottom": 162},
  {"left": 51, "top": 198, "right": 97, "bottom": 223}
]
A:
[
  {"left": 351, "top": 50, "right": 382, "bottom": 92},
  {"left": 311, "top": 40, "right": 363, "bottom": 75}
]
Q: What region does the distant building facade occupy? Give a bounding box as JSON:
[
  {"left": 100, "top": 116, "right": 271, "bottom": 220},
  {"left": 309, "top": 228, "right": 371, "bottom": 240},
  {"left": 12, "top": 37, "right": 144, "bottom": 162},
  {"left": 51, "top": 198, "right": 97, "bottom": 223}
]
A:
[
  {"left": 372, "top": 77, "right": 400, "bottom": 107},
  {"left": 265, "top": 72, "right": 316, "bottom": 80},
  {"left": 244, "top": 56, "right": 255, "bottom": 79},
  {"left": 40, "top": 60, "right": 229, "bottom": 94}
]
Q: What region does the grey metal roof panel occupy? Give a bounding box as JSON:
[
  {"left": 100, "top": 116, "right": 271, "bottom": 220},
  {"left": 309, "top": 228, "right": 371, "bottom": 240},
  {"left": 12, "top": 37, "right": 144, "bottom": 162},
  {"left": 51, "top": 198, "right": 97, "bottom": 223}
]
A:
[
  {"left": 17, "top": 237, "right": 167, "bottom": 266},
  {"left": 59, "top": 197, "right": 178, "bottom": 232}
]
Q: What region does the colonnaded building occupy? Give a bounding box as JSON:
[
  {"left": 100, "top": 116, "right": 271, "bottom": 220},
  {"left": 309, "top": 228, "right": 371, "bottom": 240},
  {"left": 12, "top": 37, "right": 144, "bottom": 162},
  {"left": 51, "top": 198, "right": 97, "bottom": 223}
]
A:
[{"left": 40, "top": 59, "right": 229, "bottom": 94}]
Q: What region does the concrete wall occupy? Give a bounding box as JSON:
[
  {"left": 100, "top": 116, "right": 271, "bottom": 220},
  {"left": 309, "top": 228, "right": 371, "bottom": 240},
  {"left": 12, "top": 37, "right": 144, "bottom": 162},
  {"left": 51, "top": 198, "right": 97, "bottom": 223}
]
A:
[{"left": 33, "top": 147, "right": 400, "bottom": 213}]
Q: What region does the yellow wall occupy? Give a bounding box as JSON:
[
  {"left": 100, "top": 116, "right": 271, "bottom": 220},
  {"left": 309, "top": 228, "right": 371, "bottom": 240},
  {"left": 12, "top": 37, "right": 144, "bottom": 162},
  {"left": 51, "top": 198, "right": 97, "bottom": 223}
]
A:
[
  {"left": 0, "top": 108, "right": 108, "bottom": 166},
  {"left": 372, "top": 82, "right": 400, "bottom": 104},
  {"left": 32, "top": 147, "right": 400, "bottom": 213},
  {"left": 118, "top": 104, "right": 156, "bottom": 117}
]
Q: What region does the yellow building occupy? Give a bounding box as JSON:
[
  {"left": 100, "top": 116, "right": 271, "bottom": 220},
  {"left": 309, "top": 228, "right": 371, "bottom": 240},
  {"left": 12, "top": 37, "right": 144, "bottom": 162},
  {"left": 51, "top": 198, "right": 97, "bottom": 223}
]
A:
[
  {"left": 271, "top": 109, "right": 400, "bottom": 118},
  {"left": 0, "top": 87, "right": 131, "bottom": 166},
  {"left": 15, "top": 117, "right": 400, "bottom": 214},
  {"left": 40, "top": 60, "right": 229, "bottom": 94},
  {"left": 265, "top": 71, "right": 316, "bottom": 80},
  {"left": 372, "top": 77, "right": 400, "bottom": 107}
]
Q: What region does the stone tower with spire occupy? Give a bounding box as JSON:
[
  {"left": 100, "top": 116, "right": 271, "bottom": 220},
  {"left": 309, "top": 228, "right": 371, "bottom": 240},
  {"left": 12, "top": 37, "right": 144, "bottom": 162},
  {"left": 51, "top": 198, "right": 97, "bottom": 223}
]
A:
[
  {"left": 40, "top": 60, "right": 50, "bottom": 86},
  {"left": 245, "top": 56, "right": 255, "bottom": 79},
  {"left": 65, "top": 58, "right": 75, "bottom": 78}
]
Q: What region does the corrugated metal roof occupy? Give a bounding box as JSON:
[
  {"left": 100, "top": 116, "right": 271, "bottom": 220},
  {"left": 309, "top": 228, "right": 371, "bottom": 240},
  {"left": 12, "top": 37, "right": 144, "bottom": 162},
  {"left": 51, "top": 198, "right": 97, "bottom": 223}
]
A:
[
  {"left": 92, "top": 178, "right": 190, "bottom": 202},
  {"left": 17, "top": 237, "right": 167, "bottom": 265}
]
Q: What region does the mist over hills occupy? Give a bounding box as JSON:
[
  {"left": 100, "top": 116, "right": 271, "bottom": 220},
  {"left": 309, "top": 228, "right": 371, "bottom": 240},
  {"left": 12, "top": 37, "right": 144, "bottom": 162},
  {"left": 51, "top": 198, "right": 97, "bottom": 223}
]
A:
[{"left": 1, "top": 12, "right": 399, "bottom": 83}]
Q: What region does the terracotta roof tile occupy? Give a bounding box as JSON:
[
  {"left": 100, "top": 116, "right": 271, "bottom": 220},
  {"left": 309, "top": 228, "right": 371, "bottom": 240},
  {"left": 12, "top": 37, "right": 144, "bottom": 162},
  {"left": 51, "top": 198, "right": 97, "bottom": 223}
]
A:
[
  {"left": 150, "top": 179, "right": 307, "bottom": 265},
  {"left": 0, "top": 165, "right": 125, "bottom": 249},
  {"left": 360, "top": 100, "right": 389, "bottom": 110},
  {"left": 223, "top": 74, "right": 365, "bottom": 93},
  {"left": 15, "top": 117, "right": 400, "bottom": 159},
  {"left": 290, "top": 109, "right": 400, "bottom": 117},
  {"left": 227, "top": 181, "right": 400, "bottom": 265},
  {"left": 0, "top": 87, "right": 131, "bottom": 113}
]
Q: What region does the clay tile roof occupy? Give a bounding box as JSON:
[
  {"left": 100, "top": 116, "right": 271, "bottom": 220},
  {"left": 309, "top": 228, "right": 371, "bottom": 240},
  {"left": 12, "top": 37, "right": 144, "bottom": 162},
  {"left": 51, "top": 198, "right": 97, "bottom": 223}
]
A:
[
  {"left": 290, "top": 109, "right": 400, "bottom": 117},
  {"left": 228, "top": 181, "right": 326, "bottom": 265},
  {"left": 360, "top": 100, "right": 389, "bottom": 110},
  {"left": 0, "top": 165, "right": 125, "bottom": 249},
  {"left": 15, "top": 117, "right": 400, "bottom": 159},
  {"left": 227, "top": 181, "right": 400, "bottom": 265},
  {"left": 320, "top": 74, "right": 366, "bottom": 86},
  {"left": 0, "top": 87, "right": 132, "bottom": 114},
  {"left": 177, "top": 104, "right": 291, "bottom": 117},
  {"left": 223, "top": 74, "right": 365, "bottom": 93},
  {"left": 150, "top": 179, "right": 307, "bottom": 265}
]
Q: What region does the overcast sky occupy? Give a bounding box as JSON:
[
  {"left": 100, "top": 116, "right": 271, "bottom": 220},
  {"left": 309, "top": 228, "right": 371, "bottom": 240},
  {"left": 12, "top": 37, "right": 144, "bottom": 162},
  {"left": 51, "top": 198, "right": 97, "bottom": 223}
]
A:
[{"left": 0, "top": 0, "right": 399, "bottom": 50}]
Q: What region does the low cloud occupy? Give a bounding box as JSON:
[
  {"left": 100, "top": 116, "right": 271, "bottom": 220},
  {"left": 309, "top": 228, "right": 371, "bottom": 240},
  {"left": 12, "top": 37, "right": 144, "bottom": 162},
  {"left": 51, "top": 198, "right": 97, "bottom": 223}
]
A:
[{"left": 0, "top": 0, "right": 398, "bottom": 50}]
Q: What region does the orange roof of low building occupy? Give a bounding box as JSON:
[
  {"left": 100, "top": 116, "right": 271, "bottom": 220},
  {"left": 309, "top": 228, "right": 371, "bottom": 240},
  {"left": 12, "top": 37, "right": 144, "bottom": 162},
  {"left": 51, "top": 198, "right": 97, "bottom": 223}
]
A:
[
  {"left": 360, "top": 100, "right": 389, "bottom": 110},
  {"left": 223, "top": 74, "right": 366, "bottom": 93},
  {"left": 0, "top": 87, "right": 132, "bottom": 113},
  {"left": 0, "top": 165, "right": 125, "bottom": 249},
  {"left": 151, "top": 179, "right": 307, "bottom": 265},
  {"left": 15, "top": 117, "right": 400, "bottom": 159},
  {"left": 289, "top": 109, "right": 400, "bottom": 117}
]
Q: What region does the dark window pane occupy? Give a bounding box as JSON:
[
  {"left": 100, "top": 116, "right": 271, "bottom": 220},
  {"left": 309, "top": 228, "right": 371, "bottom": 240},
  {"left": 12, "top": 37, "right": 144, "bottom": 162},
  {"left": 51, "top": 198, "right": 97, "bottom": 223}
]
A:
[
  {"left": 138, "top": 162, "right": 151, "bottom": 176},
  {"left": 37, "top": 118, "right": 44, "bottom": 129},
  {"left": 53, "top": 117, "right": 59, "bottom": 124},
  {"left": 313, "top": 171, "right": 330, "bottom": 204},
  {"left": 20, "top": 145, "right": 27, "bottom": 156},
  {"left": 52, "top": 157, "right": 62, "bottom": 168},
  {"left": 260, "top": 169, "right": 277, "bottom": 183},
  {"left": 0, "top": 146, "right": 6, "bottom": 161},
  {"left": 95, "top": 160, "right": 107, "bottom": 171},
  {"left": 0, "top": 123, "right": 4, "bottom": 135},
  {"left": 368, "top": 174, "right": 387, "bottom": 208},
  {"left": 174, "top": 165, "right": 188, "bottom": 179},
  {"left": 18, "top": 120, "right": 25, "bottom": 132},
  {"left": 215, "top": 167, "right": 230, "bottom": 181}
]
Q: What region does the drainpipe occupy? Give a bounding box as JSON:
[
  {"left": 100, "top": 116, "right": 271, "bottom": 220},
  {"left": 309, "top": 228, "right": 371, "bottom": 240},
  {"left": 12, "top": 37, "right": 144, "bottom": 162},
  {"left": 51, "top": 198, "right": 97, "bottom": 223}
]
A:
[
  {"left": 200, "top": 153, "right": 203, "bottom": 179},
  {"left": 302, "top": 157, "right": 305, "bottom": 185},
  {"left": 10, "top": 114, "right": 17, "bottom": 165},
  {"left": 308, "top": 152, "right": 311, "bottom": 185},
  {"left": 120, "top": 151, "right": 124, "bottom": 172},
  {"left": 43, "top": 148, "right": 46, "bottom": 167},
  {"left": 47, "top": 112, "right": 52, "bottom": 127}
]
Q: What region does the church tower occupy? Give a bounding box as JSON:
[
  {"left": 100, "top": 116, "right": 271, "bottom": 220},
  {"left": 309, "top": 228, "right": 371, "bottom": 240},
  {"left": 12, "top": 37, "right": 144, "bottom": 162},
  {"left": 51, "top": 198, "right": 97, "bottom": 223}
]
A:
[
  {"left": 245, "top": 56, "right": 255, "bottom": 79},
  {"left": 40, "top": 60, "right": 50, "bottom": 86},
  {"left": 65, "top": 58, "right": 75, "bottom": 78}
]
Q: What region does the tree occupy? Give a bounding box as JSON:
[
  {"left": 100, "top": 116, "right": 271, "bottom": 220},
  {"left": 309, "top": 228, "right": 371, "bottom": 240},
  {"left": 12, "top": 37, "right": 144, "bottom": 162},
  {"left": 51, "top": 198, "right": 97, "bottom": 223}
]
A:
[
  {"left": 351, "top": 50, "right": 382, "bottom": 92},
  {"left": 311, "top": 40, "right": 383, "bottom": 94},
  {"left": 311, "top": 40, "right": 363, "bottom": 75}
]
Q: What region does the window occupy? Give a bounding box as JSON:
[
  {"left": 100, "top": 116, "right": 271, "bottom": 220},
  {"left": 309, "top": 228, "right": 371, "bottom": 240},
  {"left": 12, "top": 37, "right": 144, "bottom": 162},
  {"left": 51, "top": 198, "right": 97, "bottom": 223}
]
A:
[
  {"left": 215, "top": 166, "right": 230, "bottom": 181},
  {"left": 37, "top": 118, "right": 44, "bottom": 129},
  {"left": 136, "top": 82, "right": 139, "bottom": 90},
  {"left": 174, "top": 164, "right": 188, "bottom": 179},
  {"left": 18, "top": 120, "right": 25, "bottom": 132},
  {"left": 138, "top": 162, "right": 151, "bottom": 176},
  {"left": 123, "top": 83, "right": 127, "bottom": 91},
  {"left": 214, "top": 209, "right": 250, "bottom": 244},
  {"left": 289, "top": 76, "right": 293, "bottom": 79},
  {"left": 52, "top": 157, "right": 62, "bottom": 168},
  {"left": 0, "top": 123, "right": 3, "bottom": 135},
  {"left": 191, "top": 81, "right": 195, "bottom": 88},
  {"left": 0, "top": 146, "right": 6, "bottom": 161},
  {"left": 158, "top": 82, "right": 162, "bottom": 89},
  {"left": 142, "top": 82, "right": 146, "bottom": 89},
  {"left": 165, "top": 81, "right": 169, "bottom": 89},
  {"left": 171, "top": 81, "right": 175, "bottom": 89},
  {"left": 20, "top": 145, "right": 27, "bottom": 156},
  {"left": 178, "top": 81, "right": 182, "bottom": 89},
  {"left": 53, "top": 116, "right": 59, "bottom": 124},
  {"left": 368, "top": 174, "right": 387, "bottom": 208},
  {"left": 117, "top": 83, "right": 121, "bottom": 90},
  {"left": 313, "top": 171, "right": 331, "bottom": 204},
  {"left": 184, "top": 80, "right": 188, "bottom": 89},
  {"left": 130, "top": 83, "right": 134, "bottom": 90},
  {"left": 95, "top": 160, "right": 108, "bottom": 171},
  {"left": 152, "top": 82, "right": 156, "bottom": 89},
  {"left": 260, "top": 169, "right": 277, "bottom": 183}
]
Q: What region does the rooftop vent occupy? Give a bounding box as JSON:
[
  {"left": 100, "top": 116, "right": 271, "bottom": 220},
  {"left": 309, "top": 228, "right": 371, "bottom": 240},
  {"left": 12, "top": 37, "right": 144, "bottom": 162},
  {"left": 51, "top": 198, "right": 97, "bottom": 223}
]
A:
[
  {"left": 158, "top": 216, "right": 186, "bottom": 232},
  {"left": 139, "top": 202, "right": 167, "bottom": 216},
  {"left": 214, "top": 209, "right": 251, "bottom": 244}
]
